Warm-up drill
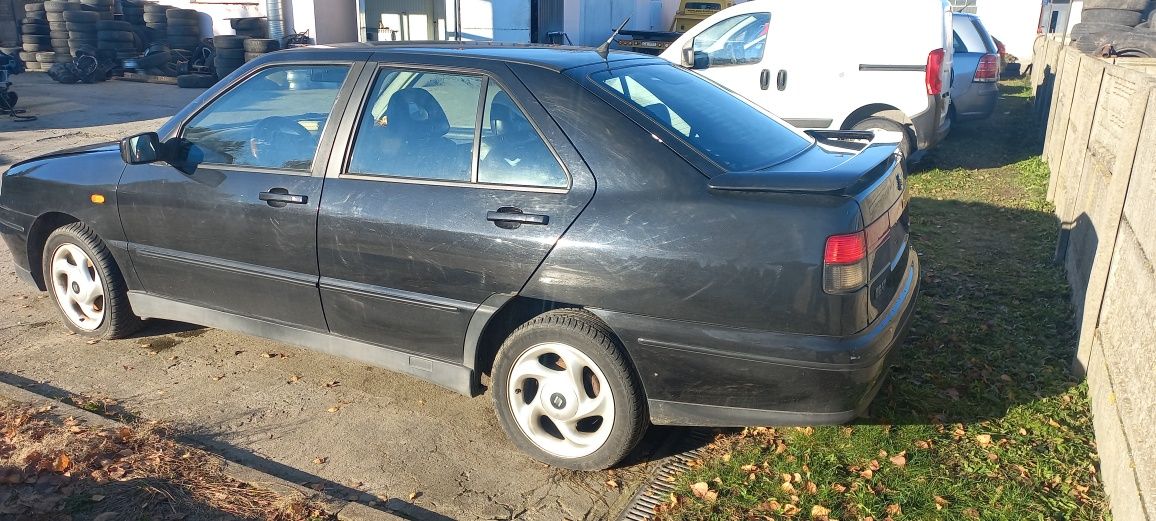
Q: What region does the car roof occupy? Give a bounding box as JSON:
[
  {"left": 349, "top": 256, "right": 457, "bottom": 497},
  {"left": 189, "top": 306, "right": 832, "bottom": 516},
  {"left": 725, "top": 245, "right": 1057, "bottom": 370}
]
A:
[{"left": 285, "top": 41, "right": 658, "bottom": 72}]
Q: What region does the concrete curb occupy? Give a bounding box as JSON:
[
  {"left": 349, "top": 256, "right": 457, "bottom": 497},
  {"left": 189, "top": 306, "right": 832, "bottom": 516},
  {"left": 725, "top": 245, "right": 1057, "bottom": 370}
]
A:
[{"left": 0, "top": 380, "right": 405, "bottom": 521}]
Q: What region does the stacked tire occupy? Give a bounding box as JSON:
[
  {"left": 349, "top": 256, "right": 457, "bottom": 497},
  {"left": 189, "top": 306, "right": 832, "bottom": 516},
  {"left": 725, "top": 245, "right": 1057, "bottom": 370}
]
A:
[
  {"left": 64, "top": 10, "right": 100, "bottom": 58},
  {"left": 43, "top": 1, "right": 78, "bottom": 64},
  {"left": 243, "top": 38, "right": 279, "bottom": 62},
  {"left": 97, "top": 20, "right": 137, "bottom": 61},
  {"left": 213, "top": 35, "right": 246, "bottom": 78},
  {"left": 120, "top": 0, "right": 146, "bottom": 25},
  {"left": 143, "top": 3, "right": 170, "bottom": 44},
  {"left": 78, "top": 0, "right": 115, "bottom": 20},
  {"left": 165, "top": 8, "right": 201, "bottom": 50},
  {"left": 231, "top": 17, "right": 268, "bottom": 39},
  {"left": 1072, "top": 0, "right": 1156, "bottom": 57},
  {"left": 20, "top": 3, "right": 50, "bottom": 71}
]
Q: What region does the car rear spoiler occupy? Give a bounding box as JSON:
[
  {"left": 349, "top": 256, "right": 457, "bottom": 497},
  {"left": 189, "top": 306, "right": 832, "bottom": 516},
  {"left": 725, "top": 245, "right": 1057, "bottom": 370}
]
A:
[{"left": 708, "top": 131, "right": 901, "bottom": 195}]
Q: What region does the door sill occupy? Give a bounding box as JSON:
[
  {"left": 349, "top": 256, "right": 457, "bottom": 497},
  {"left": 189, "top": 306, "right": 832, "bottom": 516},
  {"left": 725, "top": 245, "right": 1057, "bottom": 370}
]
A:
[{"left": 127, "top": 292, "right": 476, "bottom": 396}]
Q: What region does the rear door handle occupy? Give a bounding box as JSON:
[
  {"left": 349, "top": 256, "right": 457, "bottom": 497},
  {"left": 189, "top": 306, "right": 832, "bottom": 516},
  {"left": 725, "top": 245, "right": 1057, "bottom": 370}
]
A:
[
  {"left": 776, "top": 69, "right": 788, "bottom": 91},
  {"left": 487, "top": 206, "right": 549, "bottom": 229},
  {"left": 759, "top": 69, "right": 771, "bottom": 90},
  {"left": 259, "top": 188, "right": 308, "bottom": 207}
]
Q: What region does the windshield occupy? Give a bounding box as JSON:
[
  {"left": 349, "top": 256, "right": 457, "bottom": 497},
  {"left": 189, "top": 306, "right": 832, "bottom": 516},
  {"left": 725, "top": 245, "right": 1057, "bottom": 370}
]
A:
[{"left": 591, "top": 64, "right": 812, "bottom": 172}]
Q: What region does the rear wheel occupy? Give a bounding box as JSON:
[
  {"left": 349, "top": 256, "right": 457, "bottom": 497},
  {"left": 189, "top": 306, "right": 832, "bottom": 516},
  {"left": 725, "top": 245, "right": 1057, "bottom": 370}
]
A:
[
  {"left": 42, "top": 223, "right": 142, "bottom": 339},
  {"left": 492, "top": 309, "right": 647, "bottom": 470},
  {"left": 851, "top": 116, "right": 912, "bottom": 166}
]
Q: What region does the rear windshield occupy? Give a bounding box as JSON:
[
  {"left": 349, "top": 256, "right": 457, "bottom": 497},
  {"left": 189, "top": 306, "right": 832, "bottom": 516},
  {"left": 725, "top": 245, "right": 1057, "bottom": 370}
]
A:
[{"left": 591, "top": 64, "right": 812, "bottom": 172}]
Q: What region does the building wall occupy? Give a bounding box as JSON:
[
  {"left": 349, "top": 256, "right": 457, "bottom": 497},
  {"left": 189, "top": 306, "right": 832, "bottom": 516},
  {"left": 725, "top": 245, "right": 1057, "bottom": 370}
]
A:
[{"left": 973, "top": 0, "right": 1044, "bottom": 66}]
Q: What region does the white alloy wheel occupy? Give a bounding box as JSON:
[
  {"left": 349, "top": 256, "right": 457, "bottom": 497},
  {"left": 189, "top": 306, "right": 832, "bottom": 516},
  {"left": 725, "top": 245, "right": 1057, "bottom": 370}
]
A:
[
  {"left": 49, "top": 242, "right": 105, "bottom": 331},
  {"left": 506, "top": 341, "right": 615, "bottom": 459}
]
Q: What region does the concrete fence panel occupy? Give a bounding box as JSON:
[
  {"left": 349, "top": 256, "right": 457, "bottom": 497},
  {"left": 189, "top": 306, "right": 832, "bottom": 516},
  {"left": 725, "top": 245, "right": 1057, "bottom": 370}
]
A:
[
  {"left": 1045, "top": 50, "right": 1085, "bottom": 202},
  {"left": 1035, "top": 40, "right": 1156, "bottom": 521},
  {"left": 1053, "top": 56, "right": 1107, "bottom": 225}
]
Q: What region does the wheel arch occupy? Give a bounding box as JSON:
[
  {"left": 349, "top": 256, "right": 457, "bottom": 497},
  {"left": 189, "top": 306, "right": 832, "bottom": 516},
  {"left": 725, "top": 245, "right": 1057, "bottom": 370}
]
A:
[
  {"left": 26, "top": 212, "right": 81, "bottom": 291},
  {"left": 468, "top": 296, "right": 643, "bottom": 397},
  {"left": 840, "top": 103, "right": 914, "bottom": 131}
]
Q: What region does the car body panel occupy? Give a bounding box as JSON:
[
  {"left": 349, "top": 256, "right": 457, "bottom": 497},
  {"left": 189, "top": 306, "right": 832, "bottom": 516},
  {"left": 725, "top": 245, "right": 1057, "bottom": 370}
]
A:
[{"left": 951, "top": 13, "right": 1000, "bottom": 122}]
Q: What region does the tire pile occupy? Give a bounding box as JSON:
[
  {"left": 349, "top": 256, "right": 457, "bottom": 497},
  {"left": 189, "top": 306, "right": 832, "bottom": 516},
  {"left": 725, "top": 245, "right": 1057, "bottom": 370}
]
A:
[
  {"left": 244, "top": 37, "right": 279, "bottom": 62},
  {"left": 97, "top": 19, "right": 137, "bottom": 61},
  {"left": 165, "top": 8, "right": 201, "bottom": 50},
  {"left": 142, "top": 3, "right": 169, "bottom": 43},
  {"left": 211, "top": 34, "right": 244, "bottom": 77},
  {"left": 1071, "top": 0, "right": 1156, "bottom": 57},
  {"left": 18, "top": 3, "right": 50, "bottom": 71}
]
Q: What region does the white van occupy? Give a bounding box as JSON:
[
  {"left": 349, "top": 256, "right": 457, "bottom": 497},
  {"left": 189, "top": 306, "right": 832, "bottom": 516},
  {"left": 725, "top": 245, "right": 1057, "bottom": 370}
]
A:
[{"left": 659, "top": 0, "right": 954, "bottom": 161}]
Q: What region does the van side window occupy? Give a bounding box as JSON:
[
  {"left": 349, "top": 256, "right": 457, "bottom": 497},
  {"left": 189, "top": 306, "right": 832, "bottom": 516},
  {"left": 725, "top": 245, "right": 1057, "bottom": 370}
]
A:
[{"left": 691, "top": 13, "right": 769, "bottom": 67}]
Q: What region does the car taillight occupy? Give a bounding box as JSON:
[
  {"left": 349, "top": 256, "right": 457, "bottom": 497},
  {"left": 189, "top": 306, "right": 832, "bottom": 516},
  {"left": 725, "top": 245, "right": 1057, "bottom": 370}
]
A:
[
  {"left": 925, "top": 48, "right": 946, "bottom": 96},
  {"left": 823, "top": 232, "right": 868, "bottom": 294},
  {"left": 974, "top": 54, "right": 999, "bottom": 83}
]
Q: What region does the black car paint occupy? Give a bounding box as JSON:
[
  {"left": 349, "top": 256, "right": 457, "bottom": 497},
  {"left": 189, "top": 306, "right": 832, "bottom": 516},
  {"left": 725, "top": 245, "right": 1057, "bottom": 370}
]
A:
[{"left": 0, "top": 44, "right": 918, "bottom": 427}]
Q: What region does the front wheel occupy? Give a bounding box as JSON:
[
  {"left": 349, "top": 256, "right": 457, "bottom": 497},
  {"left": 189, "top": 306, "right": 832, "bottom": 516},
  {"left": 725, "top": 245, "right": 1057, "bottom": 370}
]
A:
[
  {"left": 492, "top": 309, "right": 647, "bottom": 470},
  {"left": 42, "top": 222, "right": 142, "bottom": 339}
]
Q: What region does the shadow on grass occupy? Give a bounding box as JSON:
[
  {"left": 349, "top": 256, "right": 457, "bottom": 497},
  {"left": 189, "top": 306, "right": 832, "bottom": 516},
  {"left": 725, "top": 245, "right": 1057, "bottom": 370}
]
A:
[
  {"left": 865, "top": 194, "right": 1079, "bottom": 426},
  {"left": 913, "top": 82, "right": 1042, "bottom": 173}
]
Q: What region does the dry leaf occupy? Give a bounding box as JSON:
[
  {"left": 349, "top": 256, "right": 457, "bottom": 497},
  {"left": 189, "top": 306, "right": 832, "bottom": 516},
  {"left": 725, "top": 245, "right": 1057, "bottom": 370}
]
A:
[
  {"left": 831, "top": 483, "right": 848, "bottom": 493},
  {"left": 915, "top": 439, "right": 931, "bottom": 449},
  {"left": 325, "top": 381, "right": 341, "bottom": 388},
  {"left": 889, "top": 452, "right": 908, "bottom": 468},
  {"left": 408, "top": 491, "right": 420, "bottom": 501},
  {"left": 886, "top": 503, "right": 902, "bottom": 515},
  {"left": 313, "top": 457, "right": 327, "bottom": 464},
  {"left": 805, "top": 481, "right": 818, "bottom": 494},
  {"left": 287, "top": 374, "right": 301, "bottom": 384},
  {"left": 782, "top": 504, "right": 800, "bottom": 516},
  {"left": 934, "top": 496, "right": 950, "bottom": 510},
  {"left": 811, "top": 505, "right": 831, "bottom": 519},
  {"left": 859, "top": 468, "right": 874, "bottom": 479},
  {"left": 52, "top": 453, "right": 71, "bottom": 473},
  {"left": 740, "top": 464, "right": 758, "bottom": 472},
  {"left": 326, "top": 406, "right": 340, "bottom": 413},
  {"left": 721, "top": 452, "right": 731, "bottom": 463},
  {"left": 605, "top": 479, "right": 619, "bottom": 489},
  {"left": 690, "top": 481, "right": 718, "bottom": 502},
  {"left": 780, "top": 481, "right": 797, "bottom": 494},
  {"left": 976, "top": 434, "right": 993, "bottom": 446}
]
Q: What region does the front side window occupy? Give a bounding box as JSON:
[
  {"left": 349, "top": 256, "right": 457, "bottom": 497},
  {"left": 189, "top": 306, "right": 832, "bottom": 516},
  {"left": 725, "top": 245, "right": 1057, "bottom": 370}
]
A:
[
  {"left": 347, "top": 68, "right": 568, "bottom": 189},
  {"left": 594, "top": 64, "right": 813, "bottom": 172},
  {"left": 182, "top": 65, "right": 349, "bottom": 171},
  {"left": 691, "top": 13, "right": 769, "bottom": 67}
]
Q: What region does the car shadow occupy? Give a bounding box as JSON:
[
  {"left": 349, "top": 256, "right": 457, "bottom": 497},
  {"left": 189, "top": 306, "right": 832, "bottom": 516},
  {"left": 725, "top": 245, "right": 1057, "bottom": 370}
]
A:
[
  {"left": 911, "top": 82, "right": 1041, "bottom": 173},
  {"left": 861, "top": 193, "right": 1079, "bottom": 427}
]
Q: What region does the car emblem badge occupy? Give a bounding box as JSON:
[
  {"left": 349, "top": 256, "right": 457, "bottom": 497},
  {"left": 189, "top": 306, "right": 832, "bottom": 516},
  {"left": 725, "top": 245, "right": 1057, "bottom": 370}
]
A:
[{"left": 550, "top": 393, "right": 566, "bottom": 410}]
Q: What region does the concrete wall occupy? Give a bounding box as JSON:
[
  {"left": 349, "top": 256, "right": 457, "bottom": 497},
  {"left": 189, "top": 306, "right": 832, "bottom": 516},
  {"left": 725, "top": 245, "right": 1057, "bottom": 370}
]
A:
[{"left": 1034, "top": 35, "right": 1156, "bottom": 521}]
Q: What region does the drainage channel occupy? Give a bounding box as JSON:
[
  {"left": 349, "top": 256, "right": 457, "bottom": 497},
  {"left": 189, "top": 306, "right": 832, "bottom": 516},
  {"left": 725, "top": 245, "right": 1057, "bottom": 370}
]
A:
[{"left": 617, "top": 428, "right": 715, "bottom": 521}]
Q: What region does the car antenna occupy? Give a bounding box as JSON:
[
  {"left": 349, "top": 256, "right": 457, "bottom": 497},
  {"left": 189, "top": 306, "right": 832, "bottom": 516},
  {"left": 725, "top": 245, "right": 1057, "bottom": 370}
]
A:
[{"left": 596, "top": 17, "right": 631, "bottom": 60}]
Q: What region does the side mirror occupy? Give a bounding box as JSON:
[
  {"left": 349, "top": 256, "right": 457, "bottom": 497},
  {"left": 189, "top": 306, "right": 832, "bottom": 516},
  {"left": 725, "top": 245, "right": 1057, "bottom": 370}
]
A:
[
  {"left": 120, "top": 132, "right": 163, "bottom": 164},
  {"left": 682, "top": 47, "right": 710, "bottom": 70}
]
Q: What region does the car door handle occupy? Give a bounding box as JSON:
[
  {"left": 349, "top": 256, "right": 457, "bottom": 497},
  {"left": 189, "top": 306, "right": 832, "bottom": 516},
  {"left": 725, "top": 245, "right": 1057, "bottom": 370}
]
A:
[
  {"left": 776, "top": 69, "right": 788, "bottom": 91},
  {"left": 487, "top": 207, "right": 549, "bottom": 229},
  {"left": 259, "top": 189, "right": 308, "bottom": 207},
  {"left": 760, "top": 69, "right": 770, "bottom": 90}
]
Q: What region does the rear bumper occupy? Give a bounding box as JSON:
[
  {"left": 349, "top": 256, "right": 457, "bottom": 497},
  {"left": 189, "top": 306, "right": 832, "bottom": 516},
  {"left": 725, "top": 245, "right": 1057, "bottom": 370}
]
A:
[
  {"left": 952, "top": 82, "right": 999, "bottom": 122},
  {"left": 911, "top": 94, "right": 951, "bottom": 151},
  {"left": 592, "top": 251, "right": 920, "bottom": 427}
]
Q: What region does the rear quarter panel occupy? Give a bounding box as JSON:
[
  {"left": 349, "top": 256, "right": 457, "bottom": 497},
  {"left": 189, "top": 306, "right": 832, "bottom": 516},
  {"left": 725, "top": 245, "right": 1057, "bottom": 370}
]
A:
[{"left": 515, "top": 64, "right": 866, "bottom": 337}]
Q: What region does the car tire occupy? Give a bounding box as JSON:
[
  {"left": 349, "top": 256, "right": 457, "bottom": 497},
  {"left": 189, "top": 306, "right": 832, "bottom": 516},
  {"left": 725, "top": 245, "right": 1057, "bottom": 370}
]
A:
[
  {"left": 243, "top": 38, "right": 279, "bottom": 53},
  {"left": 1081, "top": 8, "right": 1144, "bottom": 27},
  {"left": 1083, "top": 0, "right": 1149, "bottom": 10},
  {"left": 176, "top": 73, "right": 217, "bottom": 88},
  {"left": 213, "top": 35, "right": 246, "bottom": 49},
  {"left": 165, "top": 9, "right": 199, "bottom": 21},
  {"left": 1113, "top": 32, "right": 1156, "bottom": 56},
  {"left": 42, "top": 223, "right": 142, "bottom": 339},
  {"left": 491, "top": 309, "right": 647, "bottom": 471},
  {"left": 851, "top": 116, "right": 912, "bottom": 165}
]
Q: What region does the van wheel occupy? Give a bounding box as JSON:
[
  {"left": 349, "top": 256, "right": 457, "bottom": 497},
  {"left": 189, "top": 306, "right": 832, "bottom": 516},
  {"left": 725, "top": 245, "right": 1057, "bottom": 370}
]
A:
[
  {"left": 491, "top": 309, "right": 647, "bottom": 470},
  {"left": 42, "top": 223, "right": 142, "bottom": 339},
  {"left": 852, "top": 116, "right": 912, "bottom": 166}
]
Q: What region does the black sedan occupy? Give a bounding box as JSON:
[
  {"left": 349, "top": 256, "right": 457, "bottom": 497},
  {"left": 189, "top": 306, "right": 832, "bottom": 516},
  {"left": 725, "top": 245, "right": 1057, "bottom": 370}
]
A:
[{"left": 0, "top": 43, "right": 919, "bottom": 470}]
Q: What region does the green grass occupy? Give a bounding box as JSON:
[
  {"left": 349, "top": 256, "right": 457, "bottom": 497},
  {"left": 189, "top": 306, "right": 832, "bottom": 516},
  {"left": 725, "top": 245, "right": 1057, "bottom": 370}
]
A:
[{"left": 657, "top": 80, "right": 1107, "bottom": 521}]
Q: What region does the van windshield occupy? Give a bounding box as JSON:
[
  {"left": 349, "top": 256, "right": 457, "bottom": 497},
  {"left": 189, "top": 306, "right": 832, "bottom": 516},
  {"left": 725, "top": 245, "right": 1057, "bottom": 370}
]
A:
[{"left": 591, "top": 64, "right": 812, "bottom": 172}]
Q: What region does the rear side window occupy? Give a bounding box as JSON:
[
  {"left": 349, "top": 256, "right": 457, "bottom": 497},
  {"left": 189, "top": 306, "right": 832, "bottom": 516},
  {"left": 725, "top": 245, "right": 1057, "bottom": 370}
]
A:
[
  {"left": 182, "top": 65, "right": 349, "bottom": 171},
  {"left": 691, "top": 13, "right": 769, "bottom": 67},
  {"left": 592, "top": 64, "right": 812, "bottom": 172},
  {"left": 952, "top": 16, "right": 995, "bottom": 53},
  {"left": 346, "top": 68, "right": 568, "bottom": 188}
]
